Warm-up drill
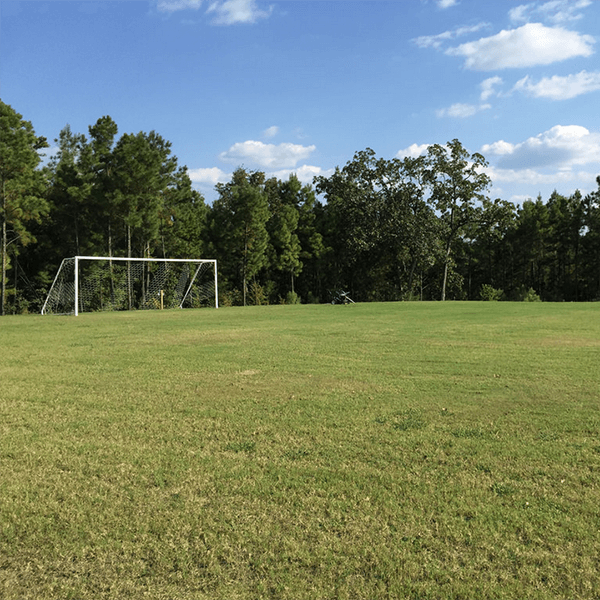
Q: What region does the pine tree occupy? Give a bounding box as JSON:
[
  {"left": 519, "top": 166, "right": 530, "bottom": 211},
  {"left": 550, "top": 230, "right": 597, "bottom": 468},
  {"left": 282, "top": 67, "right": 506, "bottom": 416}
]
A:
[{"left": 0, "top": 101, "right": 49, "bottom": 315}]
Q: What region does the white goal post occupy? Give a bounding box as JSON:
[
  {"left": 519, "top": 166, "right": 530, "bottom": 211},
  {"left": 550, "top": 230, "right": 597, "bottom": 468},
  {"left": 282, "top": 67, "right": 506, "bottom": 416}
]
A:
[{"left": 41, "top": 256, "right": 218, "bottom": 315}]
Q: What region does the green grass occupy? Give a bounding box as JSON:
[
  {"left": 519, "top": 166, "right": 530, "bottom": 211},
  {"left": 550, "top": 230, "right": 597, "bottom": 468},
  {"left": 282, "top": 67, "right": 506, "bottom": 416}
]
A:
[{"left": 1, "top": 302, "right": 599, "bottom": 599}]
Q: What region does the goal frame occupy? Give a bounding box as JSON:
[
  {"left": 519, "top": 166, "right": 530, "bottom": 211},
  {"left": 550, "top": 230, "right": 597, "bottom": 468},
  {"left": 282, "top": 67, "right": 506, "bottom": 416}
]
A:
[{"left": 41, "top": 256, "right": 218, "bottom": 315}]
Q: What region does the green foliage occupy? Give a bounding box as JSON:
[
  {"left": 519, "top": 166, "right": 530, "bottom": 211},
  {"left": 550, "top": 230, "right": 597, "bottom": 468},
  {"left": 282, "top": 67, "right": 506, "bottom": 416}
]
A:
[
  {"left": 210, "top": 169, "right": 270, "bottom": 306},
  {"left": 110, "top": 130, "right": 178, "bottom": 257},
  {"left": 2, "top": 303, "right": 600, "bottom": 598},
  {"left": 523, "top": 287, "right": 542, "bottom": 302},
  {"left": 0, "top": 101, "right": 49, "bottom": 315},
  {"left": 248, "top": 279, "right": 268, "bottom": 305},
  {"left": 219, "top": 288, "right": 243, "bottom": 307},
  {"left": 284, "top": 290, "right": 301, "bottom": 304},
  {"left": 5, "top": 100, "right": 600, "bottom": 310},
  {"left": 510, "top": 285, "right": 542, "bottom": 302},
  {"left": 314, "top": 148, "right": 440, "bottom": 302},
  {"left": 425, "top": 139, "right": 491, "bottom": 300},
  {"left": 479, "top": 283, "right": 503, "bottom": 301}
]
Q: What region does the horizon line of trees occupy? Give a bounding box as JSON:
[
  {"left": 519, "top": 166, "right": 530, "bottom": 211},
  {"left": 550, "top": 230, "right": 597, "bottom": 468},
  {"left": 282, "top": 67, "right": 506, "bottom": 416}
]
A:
[{"left": 2, "top": 99, "right": 600, "bottom": 315}]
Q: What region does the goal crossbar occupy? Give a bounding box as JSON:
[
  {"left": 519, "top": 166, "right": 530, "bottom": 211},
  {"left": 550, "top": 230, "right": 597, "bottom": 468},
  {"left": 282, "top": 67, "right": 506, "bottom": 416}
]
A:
[{"left": 41, "top": 256, "right": 218, "bottom": 315}]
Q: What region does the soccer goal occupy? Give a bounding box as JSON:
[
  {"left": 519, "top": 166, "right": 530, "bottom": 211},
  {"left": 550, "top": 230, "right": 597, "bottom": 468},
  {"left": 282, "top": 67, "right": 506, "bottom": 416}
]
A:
[{"left": 41, "top": 256, "right": 218, "bottom": 315}]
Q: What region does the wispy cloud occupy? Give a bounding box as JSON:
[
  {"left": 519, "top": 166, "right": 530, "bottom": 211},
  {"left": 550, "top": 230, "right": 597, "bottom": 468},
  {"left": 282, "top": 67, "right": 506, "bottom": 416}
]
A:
[
  {"left": 436, "top": 102, "right": 491, "bottom": 118},
  {"left": 509, "top": 0, "right": 592, "bottom": 25},
  {"left": 156, "top": 0, "right": 272, "bottom": 24},
  {"left": 435, "top": 0, "right": 458, "bottom": 8},
  {"left": 413, "top": 22, "right": 489, "bottom": 49},
  {"left": 446, "top": 23, "right": 595, "bottom": 70},
  {"left": 263, "top": 126, "right": 279, "bottom": 139},
  {"left": 513, "top": 70, "right": 600, "bottom": 100},
  {"left": 219, "top": 140, "right": 316, "bottom": 169},
  {"left": 480, "top": 76, "right": 503, "bottom": 101},
  {"left": 155, "top": 0, "right": 204, "bottom": 13},
  {"left": 207, "top": 0, "right": 272, "bottom": 25}
]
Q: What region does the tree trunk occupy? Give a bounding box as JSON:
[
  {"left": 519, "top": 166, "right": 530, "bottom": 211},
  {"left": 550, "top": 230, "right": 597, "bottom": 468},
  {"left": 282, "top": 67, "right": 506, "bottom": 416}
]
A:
[
  {"left": 407, "top": 256, "right": 418, "bottom": 300},
  {"left": 1, "top": 208, "right": 6, "bottom": 316},
  {"left": 242, "top": 227, "right": 248, "bottom": 306},
  {"left": 127, "top": 224, "right": 132, "bottom": 310},
  {"left": 1, "top": 186, "right": 6, "bottom": 316},
  {"left": 75, "top": 216, "right": 80, "bottom": 256},
  {"left": 14, "top": 256, "right": 18, "bottom": 311},
  {"left": 441, "top": 241, "right": 451, "bottom": 301},
  {"left": 108, "top": 219, "right": 114, "bottom": 306}
]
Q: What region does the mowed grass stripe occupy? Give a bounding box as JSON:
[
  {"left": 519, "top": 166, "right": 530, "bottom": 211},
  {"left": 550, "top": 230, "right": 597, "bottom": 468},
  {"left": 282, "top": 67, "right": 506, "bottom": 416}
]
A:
[{"left": 1, "top": 302, "right": 599, "bottom": 599}]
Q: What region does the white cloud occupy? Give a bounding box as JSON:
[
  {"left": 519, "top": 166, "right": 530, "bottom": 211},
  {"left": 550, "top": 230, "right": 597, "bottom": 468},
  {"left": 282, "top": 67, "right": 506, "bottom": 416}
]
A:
[
  {"left": 188, "top": 166, "right": 230, "bottom": 186},
  {"left": 513, "top": 70, "right": 600, "bottom": 100},
  {"left": 156, "top": 0, "right": 203, "bottom": 12},
  {"left": 270, "top": 165, "right": 335, "bottom": 186},
  {"left": 395, "top": 128, "right": 599, "bottom": 203},
  {"left": 206, "top": 0, "right": 272, "bottom": 25},
  {"left": 436, "top": 102, "right": 491, "bottom": 118},
  {"left": 396, "top": 143, "right": 431, "bottom": 159},
  {"left": 481, "top": 125, "right": 600, "bottom": 171},
  {"left": 482, "top": 140, "right": 515, "bottom": 156},
  {"left": 263, "top": 126, "right": 279, "bottom": 139},
  {"left": 413, "top": 22, "right": 489, "bottom": 49},
  {"left": 446, "top": 23, "right": 595, "bottom": 70},
  {"left": 436, "top": 0, "right": 458, "bottom": 8},
  {"left": 188, "top": 164, "right": 332, "bottom": 196},
  {"left": 480, "top": 76, "right": 503, "bottom": 101},
  {"left": 219, "top": 140, "right": 316, "bottom": 169},
  {"left": 156, "top": 0, "right": 273, "bottom": 24},
  {"left": 508, "top": 4, "right": 529, "bottom": 23},
  {"left": 509, "top": 0, "right": 592, "bottom": 25},
  {"left": 485, "top": 165, "right": 597, "bottom": 189},
  {"left": 399, "top": 126, "right": 600, "bottom": 173}
]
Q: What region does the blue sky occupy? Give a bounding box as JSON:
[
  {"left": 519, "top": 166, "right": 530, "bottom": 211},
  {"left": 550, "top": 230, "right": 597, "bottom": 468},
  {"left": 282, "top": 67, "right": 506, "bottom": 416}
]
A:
[{"left": 2, "top": 0, "right": 600, "bottom": 204}]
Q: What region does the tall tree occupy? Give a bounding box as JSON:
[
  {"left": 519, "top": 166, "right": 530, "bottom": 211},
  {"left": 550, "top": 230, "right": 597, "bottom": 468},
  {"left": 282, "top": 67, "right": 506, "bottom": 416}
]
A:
[
  {"left": 512, "top": 197, "right": 550, "bottom": 298},
  {"left": 161, "top": 167, "right": 208, "bottom": 259},
  {"left": 110, "top": 131, "right": 179, "bottom": 307},
  {"left": 467, "top": 198, "right": 517, "bottom": 298},
  {"left": 265, "top": 175, "right": 303, "bottom": 299},
  {"left": 88, "top": 116, "right": 119, "bottom": 257},
  {"left": 0, "top": 101, "right": 49, "bottom": 315},
  {"left": 377, "top": 154, "right": 440, "bottom": 300},
  {"left": 315, "top": 149, "right": 439, "bottom": 301},
  {"left": 581, "top": 177, "right": 600, "bottom": 300},
  {"left": 424, "top": 139, "right": 491, "bottom": 300},
  {"left": 209, "top": 168, "right": 270, "bottom": 305},
  {"left": 315, "top": 149, "right": 389, "bottom": 300},
  {"left": 111, "top": 131, "right": 174, "bottom": 258},
  {"left": 546, "top": 190, "right": 584, "bottom": 300},
  {"left": 294, "top": 179, "right": 326, "bottom": 302},
  {"left": 46, "top": 125, "right": 95, "bottom": 259}
]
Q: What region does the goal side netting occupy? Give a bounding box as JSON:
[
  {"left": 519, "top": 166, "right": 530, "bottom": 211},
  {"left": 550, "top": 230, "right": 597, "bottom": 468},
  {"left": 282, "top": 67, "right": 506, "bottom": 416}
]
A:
[{"left": 41, "top": 256, "right": 218, "bottom": 315}]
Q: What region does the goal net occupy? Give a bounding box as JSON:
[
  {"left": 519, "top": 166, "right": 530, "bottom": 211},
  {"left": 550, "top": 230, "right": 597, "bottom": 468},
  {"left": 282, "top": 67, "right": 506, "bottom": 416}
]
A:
[{"left": 41, "top": 256, "right": 218, "bottom": 315}]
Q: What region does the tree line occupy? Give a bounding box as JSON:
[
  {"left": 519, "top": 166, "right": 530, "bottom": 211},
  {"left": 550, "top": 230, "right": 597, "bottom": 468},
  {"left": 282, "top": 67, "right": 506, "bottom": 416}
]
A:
[{"left": 2, "top": 99, "right": 600, "bottom": 314}]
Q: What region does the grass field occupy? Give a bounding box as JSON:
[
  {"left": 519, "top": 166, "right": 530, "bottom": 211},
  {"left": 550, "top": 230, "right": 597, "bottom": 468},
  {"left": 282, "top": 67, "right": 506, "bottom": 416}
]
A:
[{"left": 1, "top": 302, "right": 599, "bottom": 599}]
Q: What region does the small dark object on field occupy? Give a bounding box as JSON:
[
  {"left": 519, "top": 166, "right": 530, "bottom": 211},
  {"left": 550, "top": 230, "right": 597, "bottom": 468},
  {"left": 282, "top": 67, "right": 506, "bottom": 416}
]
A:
[{"left": 331, "top": 290, "right": 355, "bottom": 304}]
